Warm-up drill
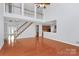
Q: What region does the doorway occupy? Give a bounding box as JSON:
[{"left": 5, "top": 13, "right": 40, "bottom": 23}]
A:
[{"left": 36, "top": 25, "right": 39, "bottom": 38}]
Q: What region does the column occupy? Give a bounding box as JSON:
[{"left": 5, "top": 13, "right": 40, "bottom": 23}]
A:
[{"left": 22, "top": 3, "right": 24, "bottom": 16}]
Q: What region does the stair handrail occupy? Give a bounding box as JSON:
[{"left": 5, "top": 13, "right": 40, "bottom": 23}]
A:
[
  {"left": 16, "top": 21, "right": 28, "bottom": 32},
  {"left": 15, "top": 22, "right": 33, "bottom": 38}
]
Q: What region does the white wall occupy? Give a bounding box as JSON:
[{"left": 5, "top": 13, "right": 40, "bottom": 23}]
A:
[
  {"left": 44, "top": 3, "right": 79, "bottom": 46},
  {"left": 0, "top": 4, "right": 4, "bottom": 49}
]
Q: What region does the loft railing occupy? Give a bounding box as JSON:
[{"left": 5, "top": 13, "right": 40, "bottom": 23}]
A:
[
  {"left": 5, "top": 3, "right": 43, "bottom": 19},
  {"left": 5, "top": 3, "right": 22, "bottom": 15},
  {"left": 16, "top": 21, "right": 28, "bottom": 32}
]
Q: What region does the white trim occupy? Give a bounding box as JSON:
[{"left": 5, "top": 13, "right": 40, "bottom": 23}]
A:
[{"left": 45, "top": 37, "right": 79, "bottom": 47}]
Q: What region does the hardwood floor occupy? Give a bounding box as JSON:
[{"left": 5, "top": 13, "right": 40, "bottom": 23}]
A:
[{"left": 0, "top": 37, "right": 79, "bottom": 56}]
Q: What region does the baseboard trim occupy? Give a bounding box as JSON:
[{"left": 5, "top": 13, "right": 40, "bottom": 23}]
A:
[{"left": 45, "top": 37, "right": 79, "bottom": 47}]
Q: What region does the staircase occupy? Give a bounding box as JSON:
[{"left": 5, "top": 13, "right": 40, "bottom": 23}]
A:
[{"left": 14, "top": 21, "right": 33, "bottom": 39}]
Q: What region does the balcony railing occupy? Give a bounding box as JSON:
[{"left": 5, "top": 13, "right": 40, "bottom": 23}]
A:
[{"left": 5, "top": 3, "right": 43, "bottom": 19}]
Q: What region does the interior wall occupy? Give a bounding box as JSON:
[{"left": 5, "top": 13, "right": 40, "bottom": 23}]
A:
[
  {"left": 44, "top": 3, "right": 79, "bottom": 46},
  {"left": 0, "top": 4, "right": 4, "bottom": 49}
]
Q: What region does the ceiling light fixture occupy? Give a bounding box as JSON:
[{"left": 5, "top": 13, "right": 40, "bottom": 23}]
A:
[
  {"left": 35, "top": 3, "right": 50, "bottom": 8},
  {"left": 34, "top": 0, "right": 50, "bottom": 23}
]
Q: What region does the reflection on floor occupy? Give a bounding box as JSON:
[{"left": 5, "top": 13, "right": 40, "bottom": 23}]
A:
[{"left": 0, "top": 37, "right": 79, "bottom": 56}]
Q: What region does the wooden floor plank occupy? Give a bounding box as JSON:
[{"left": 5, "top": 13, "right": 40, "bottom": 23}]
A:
[{"left": 0, "top": 37, "right": 79, "bottom": 56}]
